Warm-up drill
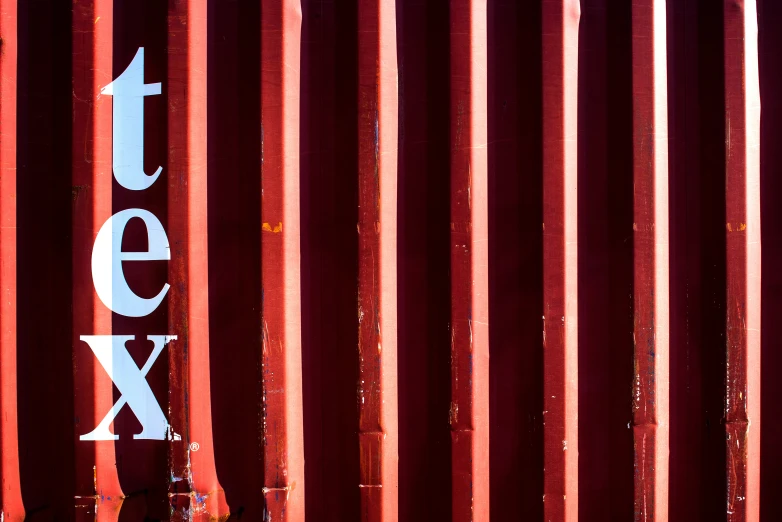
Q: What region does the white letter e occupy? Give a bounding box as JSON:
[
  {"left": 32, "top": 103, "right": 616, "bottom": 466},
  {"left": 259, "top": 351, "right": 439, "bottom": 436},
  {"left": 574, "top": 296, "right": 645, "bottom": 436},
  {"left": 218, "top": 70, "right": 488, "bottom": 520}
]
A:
[{"left": 92, "top": 208, "right": 170, "bottom": 317}]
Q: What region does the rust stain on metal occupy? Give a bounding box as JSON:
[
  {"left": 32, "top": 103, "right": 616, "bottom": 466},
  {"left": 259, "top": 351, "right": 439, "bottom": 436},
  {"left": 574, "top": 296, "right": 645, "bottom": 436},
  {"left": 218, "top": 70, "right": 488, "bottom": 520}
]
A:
[{"left": 0, "top": 0, "right": 778, "bottom": 520}]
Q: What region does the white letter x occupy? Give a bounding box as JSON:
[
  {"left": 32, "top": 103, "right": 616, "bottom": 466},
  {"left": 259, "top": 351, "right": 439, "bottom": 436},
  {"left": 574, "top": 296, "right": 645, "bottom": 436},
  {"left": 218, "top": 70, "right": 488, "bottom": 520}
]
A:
[{"left": 80, "top": 335, "right": 176, "bottom": 441}]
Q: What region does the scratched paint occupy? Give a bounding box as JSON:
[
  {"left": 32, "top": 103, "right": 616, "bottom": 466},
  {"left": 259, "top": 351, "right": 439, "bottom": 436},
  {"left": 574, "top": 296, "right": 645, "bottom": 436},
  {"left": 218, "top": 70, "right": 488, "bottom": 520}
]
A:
[{"left": 1, "top": 1, "right": 782, "bottom": 521}]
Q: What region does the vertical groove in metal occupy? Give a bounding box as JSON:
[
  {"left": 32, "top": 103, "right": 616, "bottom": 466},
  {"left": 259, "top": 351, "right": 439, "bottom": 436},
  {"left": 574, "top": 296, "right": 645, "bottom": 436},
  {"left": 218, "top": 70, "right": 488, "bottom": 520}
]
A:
[
  {"left": 0, "top": 0, "right": 21, "bottom": 519},
  {"left": 71, "top": 1, "right": 121, "bottom": 518},
  {"left": 449, "top": 1, "right": 489, "bottom": 520},
  {"left": 541, "top": 1, "right": 580, "bottom": 520},
  {"left": 356, "top": 0, "right": 399, "bottom": 520},
  {"left": 0, "top": 1, "right": 777, "bottom": 519},
  {"left": 167, "top": 0, "right": 227, "bottom": 517},
  {"left": 259, "top": 0, "right": 306, "bottom": 519},
  {"left": 631, "top": 0, "right": 670, "bottom": 519},
  {"left": 758, "top": 2, "right": 782, "bottom": 521},
  {"left": 724, "top": 0, "right": 761, "bottom": 520}
]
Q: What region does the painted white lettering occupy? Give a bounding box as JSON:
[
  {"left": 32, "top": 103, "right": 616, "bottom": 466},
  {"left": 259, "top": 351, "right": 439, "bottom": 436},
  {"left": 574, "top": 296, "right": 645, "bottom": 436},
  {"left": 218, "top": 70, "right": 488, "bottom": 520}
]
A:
[
  {"left": 92, "top": 208, "right": 170, "bottom": 318},
  {"left": 101, "top": 47, "right": 163, "bottom": 191},
  {"left": 80, "top": 335, "right": 176, "bottom": 441},
  {"left": 81, "top": 48, "right": 177, "bottom": 444}
]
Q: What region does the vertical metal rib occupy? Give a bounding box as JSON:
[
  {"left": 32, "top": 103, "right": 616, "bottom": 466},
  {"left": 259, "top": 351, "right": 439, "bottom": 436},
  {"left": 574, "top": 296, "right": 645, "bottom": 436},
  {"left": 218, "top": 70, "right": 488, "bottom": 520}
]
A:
[
  {"left": 449, "top": 1, "right": 490, "bottom": 520},
  {"left": 724, "top": 0, "right": 761, "bottom": 520},
  {"left": 631, "top": 0, "right": 670, "bottom": 520},
  {"left": 71, "top": 1, "right": 122, "bottom": 519},
  {"left": 541, "top": 1, "right": 580, "bottom": 520},
  {"left": 167, "top": 0, "right": 227, "bottom": 517},
  {"left": 0, "top": 1, "right": 22, "bottom": 518},
  {"left": 356, "top": 0, "right": 399, "bottom": 520},
  {"left": 259, "top": 0, "right": 306, "bottom": 519}
]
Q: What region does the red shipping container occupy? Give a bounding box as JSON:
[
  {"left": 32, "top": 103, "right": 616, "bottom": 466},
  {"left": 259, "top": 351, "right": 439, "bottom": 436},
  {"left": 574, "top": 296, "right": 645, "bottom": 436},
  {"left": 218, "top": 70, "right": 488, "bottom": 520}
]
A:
[{"left": 0, "top": 0, "right": 779, "bottom": 520}]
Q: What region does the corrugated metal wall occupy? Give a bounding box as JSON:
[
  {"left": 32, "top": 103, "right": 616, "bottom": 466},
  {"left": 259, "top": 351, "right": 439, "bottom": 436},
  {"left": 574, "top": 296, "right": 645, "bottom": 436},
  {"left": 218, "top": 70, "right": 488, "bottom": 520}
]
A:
[{"left": 0, "top": 0, "right": 779, "bottom": 520}]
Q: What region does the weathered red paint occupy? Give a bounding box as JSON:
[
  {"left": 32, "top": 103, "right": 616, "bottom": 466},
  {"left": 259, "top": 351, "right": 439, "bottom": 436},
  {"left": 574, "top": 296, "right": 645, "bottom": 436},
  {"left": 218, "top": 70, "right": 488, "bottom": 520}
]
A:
[
  {"left": 0, "top": 1, "right": 21, "bottom": 520},
  {"left": 356, "top": 0, "right": 399, "bottom": 520},
  {"left": 167, "top": 0, "right": 227, "bottom": 518},
  {"left": 449, "top": 1, "right": 490, "bottom": 521},
  {"left": 71, "top": 1, "right": 121, "bottom": 519},
  {"left": 541, "top": 1, "right": 580, "bottom": 521},
  {"left": 631, "top": 0, "right": 670, "bottom": 520},
  {"left": 0, "top": 1, "right": 779, "bottom": 521},
  {"left": 724, "top": 0, "right": 761, "bottom": 520},
  {"left": 260, "top": 0, "right": 306, "bottom": 519}
]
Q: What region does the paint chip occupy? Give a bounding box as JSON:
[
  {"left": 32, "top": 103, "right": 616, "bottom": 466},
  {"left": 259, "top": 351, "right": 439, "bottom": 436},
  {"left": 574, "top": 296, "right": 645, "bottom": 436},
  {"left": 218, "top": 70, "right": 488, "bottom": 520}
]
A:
[{"left": 262, "top": 222, "right": 283, "bottom": 233}]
